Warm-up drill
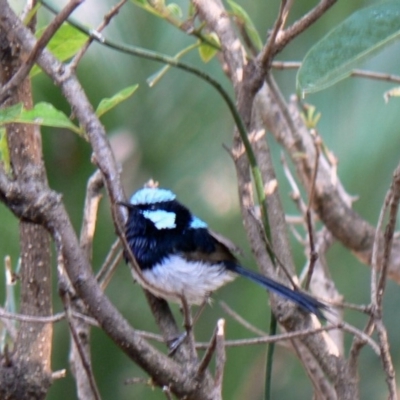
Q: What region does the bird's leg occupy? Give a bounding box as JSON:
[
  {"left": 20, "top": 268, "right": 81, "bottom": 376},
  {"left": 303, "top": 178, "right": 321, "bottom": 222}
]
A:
[
  {"left": 167, "top": 333, "right": 188, "bottom": 356},
  {"left": 181, "top": 293, "right": 194, "bottom": 334},
  {"left": 192, "top": 293, "right": 210, "bottom": 326},
  {"left": 167, "top": 294, "right": 197, "bottom": 358},
  {"left": 168, "top": 294, "right": 211, "bottom": 356}
]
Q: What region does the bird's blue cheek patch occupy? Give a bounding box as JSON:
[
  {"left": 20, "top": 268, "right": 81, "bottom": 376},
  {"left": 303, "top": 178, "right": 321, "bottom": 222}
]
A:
[
  {"left": 143, "top": 210, "right": 176, "bottom": 229},
  {"left": 190, "top": 216, "right": 208, "bottom": 228}
]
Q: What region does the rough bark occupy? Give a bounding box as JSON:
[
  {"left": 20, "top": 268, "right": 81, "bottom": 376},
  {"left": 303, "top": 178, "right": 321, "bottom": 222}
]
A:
[{"left": 0, "top": 26, "right": 53, "bottom": 400}]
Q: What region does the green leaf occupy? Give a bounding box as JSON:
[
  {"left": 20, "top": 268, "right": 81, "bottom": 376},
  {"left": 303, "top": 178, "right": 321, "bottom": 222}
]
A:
[
  {"left": 0, "top": 103, "right": 82, "bottom": 135},
  {"left": 17, "top": 103, "right": 82, "bottom": 134},
  {"left": 301, "top": 104, "right": 321, "bottom": 129},
  {"left": 0, "top": 103, "right": 23, "bottom": 124},
  {"left": 198, "top": 33, "right": 220, "bottom": 63},
  {"left": 95, "top": 84, "right": 139, "bottom": 118},
  {"left": 0, "top": 128, "right": 11, "bottom": 175},
  {"left": 297, "top": 1, "right": 400, "bottom": 95},
  {"left": 166, "top": 3, "right": 182, "bottom": 18},
  {"left": 31, "top": 23, "right": 88, "bottom": 77},
  {"left": 227, "top": 0, "right": 262, "bottom": 51}
]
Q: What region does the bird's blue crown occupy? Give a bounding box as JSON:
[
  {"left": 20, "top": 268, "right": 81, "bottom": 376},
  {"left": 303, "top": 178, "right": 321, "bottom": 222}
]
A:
[{"left": 130, "top": 187, "right": 176, "bottom": 205}]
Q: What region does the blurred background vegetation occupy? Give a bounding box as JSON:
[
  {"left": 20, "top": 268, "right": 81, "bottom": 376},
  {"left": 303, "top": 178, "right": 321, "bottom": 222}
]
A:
[{"left": 3, "top": 0, "right": 400, "bottom": 398}]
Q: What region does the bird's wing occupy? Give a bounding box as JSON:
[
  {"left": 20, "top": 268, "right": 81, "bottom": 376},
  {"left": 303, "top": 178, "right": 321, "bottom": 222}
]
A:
[
  {"left": 179, "top": 228, "right": 239, "bottom": 264},
  {"left": 208, "top": 230, "right": 244, "bottom": 257}
]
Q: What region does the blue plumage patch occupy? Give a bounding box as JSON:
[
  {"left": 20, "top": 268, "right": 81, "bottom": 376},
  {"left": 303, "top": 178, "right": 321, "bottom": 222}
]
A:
[
  {"left": 130, "top": 188, "right": 176, "bottom": 205},
  {"left": 142, "top": 210, "right": 176, "bottom": 229},
  {"left": 190, "top": 216, "right": 208, "bottom": 228}
]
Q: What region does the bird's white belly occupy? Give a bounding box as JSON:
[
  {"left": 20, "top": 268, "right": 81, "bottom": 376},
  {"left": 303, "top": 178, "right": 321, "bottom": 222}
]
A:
[{"left": 140, "top": 255, "right": 236, "bottom": 305}]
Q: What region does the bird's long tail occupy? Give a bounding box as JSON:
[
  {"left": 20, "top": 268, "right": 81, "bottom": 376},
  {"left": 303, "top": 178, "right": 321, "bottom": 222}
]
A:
[{"left": 226, "top": 263, "right": 327, "bottom": 319}]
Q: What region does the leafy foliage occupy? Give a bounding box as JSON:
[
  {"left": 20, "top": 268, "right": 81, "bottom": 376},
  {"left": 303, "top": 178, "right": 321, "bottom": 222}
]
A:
[
  {"left": 297, "top": 1, "right": 400, "bottom": 94},
  {"left": 0, "top": 102, "right": 82, "bottom": 134},
  {"left": 96, "top": 84, "right": 139, "bottom": 118},
  {"left": 31, "top": 23, "right": 87, "bottom": 77},
  {"left": 227, "top": 0, "right": 262, "bottom": 51},
  {"left": 198, "top": 32, "right": 220, "bottom": 62},
  {"left": 0, "top": 128, "right": 10, "bottom": 175}
]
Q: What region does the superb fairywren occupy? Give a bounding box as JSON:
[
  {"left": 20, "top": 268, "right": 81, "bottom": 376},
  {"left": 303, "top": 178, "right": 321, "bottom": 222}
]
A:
[{"left": 120, "top": 187, "right": 326, "bottom": 318}]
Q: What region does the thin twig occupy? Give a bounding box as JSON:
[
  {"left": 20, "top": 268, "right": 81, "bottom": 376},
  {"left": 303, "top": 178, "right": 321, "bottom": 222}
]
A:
[
  {"left": 0, "top": 306, "right": 99, "bottom": 326},
  {"left": 219, "top": 301, "right": 267, "bottom": 337},
  {"left": 281, "top": 152, "right": 308, "bottom": 219},
  {"left": 197, "top": 323, "right": 218, "bottom": 376},
  {"left": 71, "top": 168, "right": 104, "bottom": 400},
  {"left": 124, "top": 377, "right": 152, "bottom": 386},
  {"left": 272, "top": 61, "right": 400, "bottom": 84},
  {"left": 291, "top": 340, "right": 336, "bottom": 399},
  {"left": 80, "top": 170, "right": 103, "bottom": 258},
  {"left": 375, "top": 319, "right": 397, "bottom": 400},
  {"left": 67, "top": 321, "right": 100, "bottom": 400},
  {"left": 96, "top": 242, "right": 123, "bottom": 290},
  {"left": 258, "top": 0, "right": 288, "bottom": 68},
  {"left": 135, "top": 330, "right": 164, "bottom": 343},
  {"left": 58, "top": 255, "right": 102, "bottom": 400},
  {"left": 214, "top": 319, "right": 226, "bottom": 393},
  {"left": 70, "top": 0, "right": 128, "bottom": 69},
  {"left": 0, "top": 0, "right": 83, "bottom": 105},
  {"left": 349, "top": 166, "right": 400, "bottom": 390},
  {"left": 273, "top": 0, "right": 337, "bottom": 55},
  {"left": 194, "top": 323, "right": 380, "bottom": 355},
  {"left": 339, "top": 321, "right": 380, "bottom": 356},
  {"left": 0, "top": 307, "right": 63, "bottom": 323},
  {"left": 304, "top": 132, "right": 321, "bottom": 290},
  {"left": 352, "top": 69, "right": 400, "bottom": 84},
  {"left": 248, "top": 208, "right": 298, "bottom": 289},
  {"left": 371, "top": 186, "right": 392, "bottom": 307},
  {"left": 377, "top": 167, "right": 400, "bottom": 306},
  {"left": 375, "top": 167, "right": 400, "bottom": 399}
]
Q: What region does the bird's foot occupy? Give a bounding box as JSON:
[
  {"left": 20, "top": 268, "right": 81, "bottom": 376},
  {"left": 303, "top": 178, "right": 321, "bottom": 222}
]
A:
[{"left": 167, "top": 331, "right": 188, "bottom": 356}]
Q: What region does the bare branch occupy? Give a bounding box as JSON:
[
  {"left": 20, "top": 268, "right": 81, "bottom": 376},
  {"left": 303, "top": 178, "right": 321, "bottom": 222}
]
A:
[
  {"left": 272, "top": 61, "right": 400, "bottom": 84},
  {"left": 71, "top": 168, "right": 104, "bottom": 400},
  {"left": 273, "top": 0, "right": 337, "bottom": 55},
  {"left": 258, "top": 0, "right": 288, "bottom": 68},
  {"left": 58, "top": 259, "right": 101, "bottom": 400},
  {"left": 194, "top": 323, "right": 379, "bottom": 355},
  {"left": 80, "top": 170, "right": 104, "bottom": 257},
  {"left": 70, "top": 0, "right": 128, "bottom": 69},
  {"left": 0, "top": 0, "right": 83, "bottom": 106},
  {"left": 304, "top": 132, "right": 321, "bottom": 290},
  {"left": 214, "top": 319, "right": 226, "bottom": 395},
  {"left": 197, "top": 323, "right": 218, "bottom": 376},
  {"left": 377, "top": 166, "right": 400, "bottom": 306},
  {"left": 219, "top": 301, "right": 267, "bottom": 336},
  {"left": 96, "top": 241, "right": 123, "bottom": 290}
]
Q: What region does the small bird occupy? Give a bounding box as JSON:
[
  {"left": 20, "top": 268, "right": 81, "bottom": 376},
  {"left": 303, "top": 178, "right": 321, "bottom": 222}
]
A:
[{"left": 120, "top": 187, "right": 326, "bottom": 318}]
